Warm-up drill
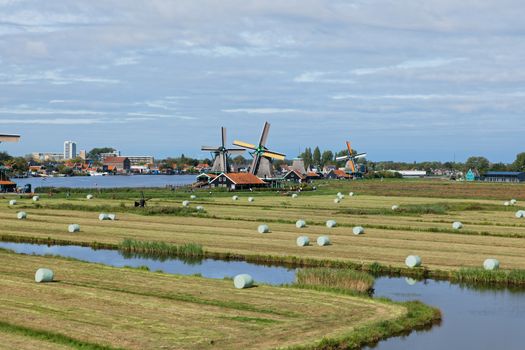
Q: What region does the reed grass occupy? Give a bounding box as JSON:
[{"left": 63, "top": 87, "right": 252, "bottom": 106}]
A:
[
  {"left": 296, "top": 268, "right": 375, "bottom": 294},
  {"left": 453, "top": 268, "right": 525, "bottom": 286},
  {"left": 118, "top": 239, "right": 204, "bottom": 258}
]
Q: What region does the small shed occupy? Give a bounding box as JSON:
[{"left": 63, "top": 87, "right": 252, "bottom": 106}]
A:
[{"left": 325, "top": 169, "right": 351, "bottom": 180}]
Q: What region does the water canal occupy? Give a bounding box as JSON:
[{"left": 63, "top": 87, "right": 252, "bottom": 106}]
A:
[{"left": 1, "top": 241, "right": 524, "bottom": 350}]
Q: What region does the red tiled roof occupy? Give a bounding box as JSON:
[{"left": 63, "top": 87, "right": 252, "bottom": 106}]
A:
[
  {"left": 219, "top": 173, "right": 265, "bottom": 185},
  {"left": 0, "top": 180, "right": 16, "bottom": 185},
  {"left": 306, "top": 172, "right": 320, "bottom": 177},
  {"left": 285, "top": 170, "right": 306, "bottom": 179},
  {"left": 333, "top": 169, "right": 350, "bottom": 178}
]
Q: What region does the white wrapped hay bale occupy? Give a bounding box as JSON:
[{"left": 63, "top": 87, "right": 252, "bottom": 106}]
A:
[
  {"left": 182, "top": 200, "right": 190, "bottom": 207},
  {"left": 196, "top": 205, "right": 204, "bottom": 211},
  {"left": 510, "top": 199, "right": 517, "bottom": 205},
  {"left": 32, "top": 195, "right": 40, "bottom": 202},
  {"left": 68, "top": 224, "right": 80, "bottom": 233},
  {"left": 257, "top": 224, "right": 270, "bottom": 234},
  {"left": 405, "top": 277, "right": 417, "bottom": 286},
  {"left": 9, "top": 199, "right": 17, "bottom": 206},
  {"left": 405, "top": 255, "right": 422, "bottom": 268},
  {"left": 296, "top": 236, "right": 310, "bottom": 246},
  {"left": 98, "top": 213, "right": 110, "bottom": 221},
  {"left": 86, "top": 194, "right": 94, "bottom": 200},
  {"left": 349, "top": 192, "right": 355, "bottom": 197},
  {"left": 391, "top": 205, "right": 399, "bottom": 211},
  {"left": 483, "top": 258, "right": 500, "bottom": 271},
  {"left": 234, "top": 274, "right": 254, "bottom": 289},
  {"left": 17, "top": 211, "right": 27, "bottom": 220},
  {"left": 232, "top": 195, "right": 239, "bottom": 201},
  {"left": 248, "top": 197, "right": 254, "bottom": 202},
  {"left": 337, "top": 192, "right": 343, "bottom": 196},
  {"left": 35, "top": 268, "right": 54, "bottom": 283},
  {"left": 516, "top": 210, "right": 525, "bottom": 219},
  {"left": 353, "top": 226, "right": 365, "bottom": 235},
  {"left": 295, "top": 220, "right": 306, "bottom": 228},
  {"left": 108, "top": 213, "right": 116, "bottom": 221},
  {"left": 334, "top": 198, "right": 341, "bottom": 204},
  {"left": 317, "top": 236, "right": 331, "bottom": 246},
  {"left": 504, "top": 201, "right": 510, "bottom": 206},
  {"left": 452, "top": 221, "right": 463, "bottom": 230},
  {"left": 326, "top": 220, "right": 337, "bottom": 228},
  {"left": 291, "top": 193, "right": 298, "bottom": 198},
  {"left": 190, "top": 195, "right": 197, "bottom": 199}
]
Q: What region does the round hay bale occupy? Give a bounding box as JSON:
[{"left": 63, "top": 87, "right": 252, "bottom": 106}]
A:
[
  {"left": 516, "top": 210, "right": 525, "bottom": 218},
  {"left": 295, "top": 220, "right": 306, "bottom": 228},
  {"left": 35, "top": 268, "right": 54, "bottom": 283},
  {"left": 108, "top": 213, "right": 116, "bottom": 221},
  {"left": 296, "top": 236, "right": 310, "bottom": 246},
  {"left": 98, "top": 213, "right": 110, "bottom": 221},
  {"left": 337, "top": 192, "right": 343, "bottom": 197},
  {"left": 196, "top": 205, "right": 204, "bottom": 211},
  {"left": 32, "top": 195, "right": 40, "bottom": 202},
  {"left": 182, "top": 200, "right": 190, "bottom": 207},
  {"left": 334, "top": 198, "right": 341, "bottom": 204},
  {"left": 232, "top": 195, "right": 239, "bottom": 201},
  {"left": 405, "top": 277, "right": 417, "bottom": 286},
  {"left": 317, "top": 236, "right": 331, "bottom": 246},
  {"left": 391, "top": 205, "right": 399, "bottom": 211},
  {"left": 338, "top": 194, "right": 345, "bottom": 199},
  {"left": 233, "top": 274, "right": 254, "bottom": 289},
  {"left": 405, "top": 255, "right": 421, "bottom": 268},
  {"left": 326, "top": 220, "right": 337, "bottom": 228},
  {"left": 452, "top": 221, "right": 463, "bottom": 230},
  {"left": 291, "top": 193, "right": 298, "bottom": 198},
  {"left": 248, "top": 197, "right": 254, "bottom": 202},
  {"left": 190, "top": 195, "right": 197, "bottom": 199},
  {"left": 257, "top": 224, "right": 270, "bottom": 234},
  {"left": 483, "top": 258, "right": 500, "bottom": 271},
  {"left": 68, "top": 224, "right": 80, "bottom": 233},
  {"left": 86, "top": 194, "right": 94, "bottom": 200},
  {"left": 510, "top": 199, "right": 517, "bottom": 205},
  {"left": 353, "top": 226, "right": 365, "bottom": 235},
  {"left": 349, "top": 192, "right": 355, "bottom": 197},
  {"left": 504, "top": 201, "right": 510, "bottom": 206},
  {"left": 9, "top": 199, "right": 17, "bottom": 206},
  {"left": 17, "top": 211, "right": 27, "bottom": 220}
]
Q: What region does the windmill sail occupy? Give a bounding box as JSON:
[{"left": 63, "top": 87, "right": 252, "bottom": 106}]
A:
[{"left": 202, "top": 127, "right": 245, "bottom": 173}]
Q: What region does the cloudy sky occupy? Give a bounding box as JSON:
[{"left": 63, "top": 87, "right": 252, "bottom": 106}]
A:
[{"left": 0, "top": 1, "right": 524, "bottom": 162}]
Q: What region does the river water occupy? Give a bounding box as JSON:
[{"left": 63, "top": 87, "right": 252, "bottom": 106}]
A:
[
  {"left": 1, "top": 241, "right": 524, "bottom": 350},
  {"left": 13, "top": 175, "right": 196, "bottom": 189}
]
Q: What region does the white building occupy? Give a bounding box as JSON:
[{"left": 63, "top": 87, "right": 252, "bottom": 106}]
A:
[
  {"left": 127, "top": 156, "right": 155, "bottom": 166},
  {"left": 64, "top": 141, "right": 77, "bottom": 160}
]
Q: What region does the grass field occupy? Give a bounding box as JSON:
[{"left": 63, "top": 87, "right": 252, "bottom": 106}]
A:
[
  {"left": 0, "top": 249, "right": 440, "bottom": 350},
  {"left": 2, "top": 179, "right": 525, "bottom": 278}
]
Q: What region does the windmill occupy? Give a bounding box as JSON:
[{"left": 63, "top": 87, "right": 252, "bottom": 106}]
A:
[
  {"left": 336, "top": 141, "right": 367, "bottom": 174},
  {"left": 202, "top": 127, "right": 245, "bottom": 173},
  {"left": 233, "top": 122, "right": 285, "bottom": 178},
  {"left": 0, "top": 134, "right": 20, "bottom": 143}
]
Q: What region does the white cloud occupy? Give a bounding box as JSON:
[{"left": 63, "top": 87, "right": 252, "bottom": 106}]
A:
[
  {"left": 222, "top": 108, "right": 300, "bottom": 114},
  {"left": 0, "top": 70, "right": 119, "bottom": 85},
  {"left": 294, "top": 71, "right": 355, "bottom": 84}
]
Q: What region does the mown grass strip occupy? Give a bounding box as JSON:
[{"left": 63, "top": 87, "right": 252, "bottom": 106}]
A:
[{"left": 0, "top": 320, "right": 122, "bottom": 350}]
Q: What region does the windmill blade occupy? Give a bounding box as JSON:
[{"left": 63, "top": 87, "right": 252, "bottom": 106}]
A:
[
  {"left": 221, "top": 127, "right": 227, "bottom": 148},
  {"left": 262, "top": 151, "right": 285, "bottom": 160},
  {"left": 346, "top": 141, "right": 352, "bottom": 155},
  {"left": 226, "top": 149, "right": 246, "bottom": 155},
  {"left": 233, "top": 140, "right": 256, "bottom": 150},
  {"left": 353, "top": 153, "right": 367, "bottom": 159},
  {"left": 201, "top": 146, "right": 220, "bottom": 151},
  {"left": 336, "top": 155, "right": 350, "bottom": 161},
  {"left": 0, "top": 134, "right": 20, "bottom": 142},
  {"left": 259, "top": 122, "right": 271, "bottom": 147},
  {"left": 348, "top": 160, "right": 356, "bottom": 173}
]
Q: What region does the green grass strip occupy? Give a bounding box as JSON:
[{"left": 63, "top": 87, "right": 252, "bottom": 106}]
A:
[{"left": 0, "top": 320, "right": 122, "bottom": 350}]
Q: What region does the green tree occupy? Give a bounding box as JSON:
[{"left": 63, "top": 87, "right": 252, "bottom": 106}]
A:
[
  {"left": 0, "top": 151, "right": 12, "bottom": 164},
  {"left": 313, "top": 147, "right": 321, "bottom": 167},
  {"left": 321, "top": 150, "right": 334, "bottom": 166},
  {"left": 300, "top": 147, "right": 313, "bottom": 168},
  {"left": 87, "top": 147, "right": 116, "bottom": 159},
  {"left": 465, "top": 156, "right": 490, "bottom": 174},
  {"left": 512, "top": 152, "right": 525, "bottom": 171}
]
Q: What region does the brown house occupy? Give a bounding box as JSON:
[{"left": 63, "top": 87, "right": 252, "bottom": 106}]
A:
[
  {"left": 325, "top": 169, "right": 351, "bottom": 180},
  {"left": 283, "top": 170, "right": 306, "bottom": 183},
  {"left": 103, "top": 156, "right": 131, "bottom": 172},
  {"left": 209, "top": 173, "right": 267, "bottom": 190}
]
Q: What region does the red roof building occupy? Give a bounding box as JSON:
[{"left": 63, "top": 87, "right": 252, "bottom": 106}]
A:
[{"left": 209, "top": 172, "right": 267, "bottom": 190}]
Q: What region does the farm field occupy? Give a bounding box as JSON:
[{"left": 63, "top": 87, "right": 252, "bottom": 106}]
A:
[
  {"left": 2, "top": 180, "right": 525, "bottom": 273},
  {"left": 0, "top": 249, "right": 417, "bottom": 350}
]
